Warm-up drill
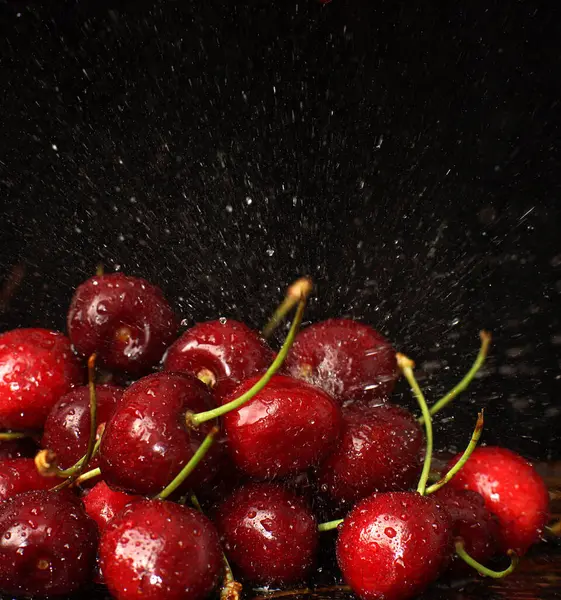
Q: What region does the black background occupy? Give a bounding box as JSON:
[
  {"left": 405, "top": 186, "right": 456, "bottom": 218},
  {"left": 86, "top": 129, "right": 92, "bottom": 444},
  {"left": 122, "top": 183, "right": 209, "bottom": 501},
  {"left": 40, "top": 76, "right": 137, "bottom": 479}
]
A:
[{"left": 0, "top": 0, "right": 560, "bottom": 461}]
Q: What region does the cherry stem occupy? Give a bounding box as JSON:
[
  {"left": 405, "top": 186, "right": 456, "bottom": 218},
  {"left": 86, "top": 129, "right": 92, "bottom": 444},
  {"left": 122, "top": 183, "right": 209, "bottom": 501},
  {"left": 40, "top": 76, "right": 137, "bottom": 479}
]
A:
[
  {"left": 49, "top": 466, "right": 102, "bottom": 491},
  {"left": 397, "top": 353, "right": 433, "bottom": 496},
  {"left": 547, "top": 520, "right": 561, "bottom": 536},
  {"left": 455, "top": 540, "right": 518, "bottom": 578},
  {"left": 426, "top": 411, "right": 484, "bottom": 495},
  {"left": 262, "top": 277, "right": 312, "bottom": 339},
  {"left": 419, "top": 331, "right": 491, "bottom": 425},
  {"left": 189, "top": 295, "right": 308, "bottom": 427},
  {"left": 96, "top": 264, "right": 104, "bottom": 276},
  {"left": 0, "top": 432, "right": 29, "bottom": 441},
  {"left": 155, "top": 426, "right": 220, "bottom": 500},
  {"left": 251, "top": 585, "right": 352, "bottom": 599},
  {"left": 317, "top": 518, "right": 344, "bottom": 532}
]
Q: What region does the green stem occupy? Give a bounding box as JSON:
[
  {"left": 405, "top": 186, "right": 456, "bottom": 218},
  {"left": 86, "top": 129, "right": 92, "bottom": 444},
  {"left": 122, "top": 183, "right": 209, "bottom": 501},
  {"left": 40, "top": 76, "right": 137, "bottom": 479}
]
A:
[
  {"left": 0, "top": 432, "right": 29, "bottom": 441},
  {"left": 455, "top": 541, "right": 518, "bottom": 578},
  {"left": 419, "top": 331, "right": 491, "bottom": 424},
  {"left": 318, "top": 519, "right": 344, "bottom": 532},
  {"left": 426, "top": 411, "right": 484, "bottom": 495},
  {"left": 397, "top": 353, "right": 433, "bottom": 496},
  {"left": 50, "top": 466, "right": 101, "bottom": 491},
  {"left": 262, "top": 277, "right": 312, "bottom": 339},
  {"left": 156, "top": 427, "right": 219, "bottom": 500},
  {"left": 189, "top": 297, "right": 307, "bottom": 427}
]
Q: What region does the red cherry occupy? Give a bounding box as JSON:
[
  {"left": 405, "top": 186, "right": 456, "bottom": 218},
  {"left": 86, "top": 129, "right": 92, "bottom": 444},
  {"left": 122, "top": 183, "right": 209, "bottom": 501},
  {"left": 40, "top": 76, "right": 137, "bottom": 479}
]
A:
[
  {"left": 99, "top": 499, "right": 223, "bottom": 600},
  {"left": 67, "top": 273, "right": 178, "bottom": 374},
  {"left": 0, "top": 490, "right": 98, "bottom": 597},
  {"left": 99, "top": 372, "right": 221, "bottom": 495},
  {"left": 223, "top": 374, "right": 341, "bottom": 479},
  {"left": 41, "top": 384, "right": 125, "bottom": 470},
  {"left": 0, "top": 437, "right": 38, "bottom": 460},
  {"left": 336, "top": 491, "right": 452, "bottom": 600},
  {"left": 316, "top": 403, "right": 423, "bottom": 504},
  {"left": 445, "top": 446, "right": 549, "bottom": 556},
  {"left": 283, "top": 318, "right": 398, "bottom": 404},
  {"left": 0, "top": 328, "right": 83, "bottom": 430},
  {"left": 164, "top": 319, "right": 274, "bottom": 400},
  {"left": 0, "top": 458, "right": 54, "bottom": 502},
  {"left": 82, "top": 480, "right": 141, "bottom": 531},
  {"left": 434, "top": 487, "right": 498, "bottom": 574}
]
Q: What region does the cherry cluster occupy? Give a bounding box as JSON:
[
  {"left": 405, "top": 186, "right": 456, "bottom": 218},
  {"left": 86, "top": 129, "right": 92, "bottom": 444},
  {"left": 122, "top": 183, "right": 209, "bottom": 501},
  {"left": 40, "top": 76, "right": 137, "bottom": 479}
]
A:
[{"left": 0, "top": 272, "right": 551, "bottom": 600}]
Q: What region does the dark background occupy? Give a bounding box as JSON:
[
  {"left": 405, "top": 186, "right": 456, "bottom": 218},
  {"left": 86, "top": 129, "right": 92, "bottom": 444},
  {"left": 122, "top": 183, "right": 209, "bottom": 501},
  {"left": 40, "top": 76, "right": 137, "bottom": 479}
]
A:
[{"left": 0, "top": 0, "right": 560, "bottom": 460}]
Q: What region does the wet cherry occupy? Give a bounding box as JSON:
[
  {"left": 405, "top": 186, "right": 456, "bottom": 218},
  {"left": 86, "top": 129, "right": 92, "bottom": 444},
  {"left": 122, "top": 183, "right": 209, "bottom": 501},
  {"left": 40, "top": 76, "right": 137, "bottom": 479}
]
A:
[
  {"left": 67, "top": 273, "right": 177, "bottom": 374},
  {"left": 214, "top": 482, "right": 318, "bottom": 585},
  {"left": 99, "top": 499, "right": 223, "bottom": 600},
  {"left": 0, "top": 328, "right": 83, "bottom": 430},
  {"left": 0, "top": 458, "right": 54, "bottom": 502},
  {"left": 82, "top": 480, "right": 141, "bottom": 531}
]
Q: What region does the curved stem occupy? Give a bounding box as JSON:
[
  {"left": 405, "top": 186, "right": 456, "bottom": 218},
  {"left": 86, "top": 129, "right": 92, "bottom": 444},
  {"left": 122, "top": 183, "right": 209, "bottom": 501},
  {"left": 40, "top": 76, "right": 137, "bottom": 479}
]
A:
[
  {"left": 0, "top": 432, "right": 29, "bottom": 441},
  {"left": 189, "top": 297, "right": 307, "bottom": 427},
  {"left": 426, "top": 411, "right": 484, "bottom": 495},
  {"left": 50, "top": 466, "right": 101, "bottom": 491},
  {"left": 455, "top": 540, "right": 518, "bottom": 578},
  {"left": 419, "top": 331, "right": 491, "bottom": 425},
  {"left": 397, "top": 353, "right": 433, "bottom": 496},
  {"left": 262, "top": 277, "right": 312, "bottom": 339},
  {"left": 156, "top": 427, "right": 219, "bottom": 500},
  {"left": 318, "top": 518, "right": 344, "bottom": 532}
]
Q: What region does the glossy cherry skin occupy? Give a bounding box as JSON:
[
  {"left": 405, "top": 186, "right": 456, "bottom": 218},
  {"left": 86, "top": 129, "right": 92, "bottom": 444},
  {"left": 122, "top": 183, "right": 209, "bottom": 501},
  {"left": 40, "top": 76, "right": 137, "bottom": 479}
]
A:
[
  {"left": 446, "top": 446, "right": 549, "bottom": 556},
  {"left": 337, "top": 492, "right": 452, "bottom": 600},
  {"left": 164, "top": 319, "right": 274, "bottom": 400},
  {"left": 42, "top": 384, "right": 125, "bottom": 470},
  {"left": 223, "top": 374, "right": 341, "bottom": 479},
  {"left": 100, "top": 499, "right": 223, "bottom": 600},
  {"left": 214, "top": 482, "right": 318, "bottom": 585},
  {"left": 434, "top": 487, "right": 498, "bottom": 574},
  {"left": 0, "top": 437, "right": 38, "bottom": 460},
  {"left": 0, "top": 458, "right": 55, "bottom": 502},
  {"left": 316, "top": 403, "right": 423, "bottom": 504},
  {"left": 0, "top": 490, "right": 98, "bottom": 597},
  {"left": 283, "top": 318, "right": 398, "bottom": 405},
  {"left": 0, "top": 328, "right": 83, "bottom": 430},
  {"left": 67, "top": 273, "right": 178, "bottom": 374},
  {"left": 99, "top": 372, "right": 221, "bottom": 495},
  {"left": 82, "top": 480, "right": 141, "bottom": 531}
]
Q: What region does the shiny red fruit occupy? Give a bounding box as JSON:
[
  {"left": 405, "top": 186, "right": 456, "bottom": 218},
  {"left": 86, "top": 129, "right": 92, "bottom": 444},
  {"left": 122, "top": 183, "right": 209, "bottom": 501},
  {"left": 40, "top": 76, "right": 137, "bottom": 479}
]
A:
[
  {"left": 164, "top": 319, "right": 274, "bottom": 400},
  {"left": 83, "top": 480, "right": 141, "bottom": 531},
  {"left": 214, "top": 483, "right": 318, "bottom": 585},
  {"left": 42, "top": 384, "right": 125, "bottom": 470},
  {"left": 0, "top": 437, "right": 38, "bottom": 460},
  {"left": 0, "top": 490, "right": 98, "bottom": 597},
  {"left": 67, "top": 273, "right": 177, "bottom": 374},
  {"left": 100, "top": 500, "right": 222, "bottom": 600},
  {"left": 283, "top": 318, "right": 398, "bottom": 404},
  {"left": 446, "top": 446, "right": 549, "bottom": 556},
  {"left": 0, "top": 328, "right": 83, "bottom": 430},
  {"left": 337, "top": 492, "right": 452, "bottom": 600},
  {"left": 316, "top": 403, "right": 423, "bottom": 504},
  {"left": 223, "top": 374, "right": 341, "bottom": 479},
  {"left": 0, "top": 458, "right": 54, "bottom": 502},
  {"left": 99, "top": 372, "right": 221, "bottom": 495}
]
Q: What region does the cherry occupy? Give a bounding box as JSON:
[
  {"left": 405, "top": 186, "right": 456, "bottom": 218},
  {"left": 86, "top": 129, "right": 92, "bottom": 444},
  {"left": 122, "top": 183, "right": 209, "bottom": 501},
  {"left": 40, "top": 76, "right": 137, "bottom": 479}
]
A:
[
  {"left": 0, "top": 436, "right": 38, "bottom": 460},
  {"left": 164, "top": 319, "right": 274, "bottom": 400},
  {"left": 316, "top": 403, "right": 423, "bottom": 504},
  {"left": 0, "top": 490, "right": 98, "bottom": 597},
  {"left": 283, "top": 318, "right": 398, "bottom": 404},
  {"left": 82, "top": 480, "right": 141, "bottom": 531},
  {"left": 0, "top": 328, "right": 83, "bottom": 430},
  {"left": 99, "top": 499, "right": 223, "bottom": 600},
  {"left": 99, "top": 372, "right": 221, "bottom": 496},
  {"left": 67, "top": 273, "right": 178, "bottom": 374},
  {"left": 0, "top": 458, "right": 54, "bottom": 502},
  {"left": 336, "top": 492, "right": 452, "bottom": 600},
  {"left": 222, "top": 374, "right": 341, "bottom": 479},
  {"left": 214, "top": 482, "right": 318, "bottom": 585},
  {"left": 445, "top": 446, "right": 549, "bottom": 556},
  {"left": 41, "top": 383, "right": 125, "bottom": 470}
]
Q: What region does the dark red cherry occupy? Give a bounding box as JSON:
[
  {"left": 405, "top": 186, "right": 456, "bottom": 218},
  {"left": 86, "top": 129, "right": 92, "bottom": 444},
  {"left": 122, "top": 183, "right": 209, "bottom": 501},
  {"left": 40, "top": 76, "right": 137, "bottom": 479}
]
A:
[
  {"left": 0, "top": 437, "right": 38, "bottom": 460},
  {"left": 67, "top": 273, "right": 178, "bottom": 374},
  {"left": 336, "top": 491, "right": 452, "bottom": 600},
  {"left": 82, "top": 480, "right": 141, "bottom": 531},
  {"left": 100, "top": 499, "right": 223, "bottom": 600},
  {"left": 283, "top": 318, "right": 398, "bottom": 404},
  {"left": 0, "top": 458, "right": 55, "bottom": 502},
  {"left": 316, "top": 403, "right": 423, "bottom": 504},
  {"left": 0, "top": 490, "right": 98, "bottom": 597},
  {"left": 42, "top": 384, "right": 125, "bottom": 470},
  {"left": 164, "top": 319, "right": 274, "bottom": 400},
  {"left": 434, "top": 487, "right": 498, "bottom": 574},
  {"left": 99, "top": 372, "right": 221, "bottom": 495},
  {"left": 223, "top": 374, "right": 341, "bottom": 479},
  {"left": 214, "top": 482, "right": 318, "bottom": 585},
  {"left": 0, "top": 328, "right": 83, "bottom": 430},
  {"left": 446, "top": 446, "right": 549, "bottom": 556}
]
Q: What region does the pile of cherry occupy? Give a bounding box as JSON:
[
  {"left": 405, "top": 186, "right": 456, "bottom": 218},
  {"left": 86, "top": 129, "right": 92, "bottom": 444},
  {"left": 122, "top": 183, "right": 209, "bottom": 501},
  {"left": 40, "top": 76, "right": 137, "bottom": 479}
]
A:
[{"left": 0, "top": 273, "right": 552, "bottom": 600}]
